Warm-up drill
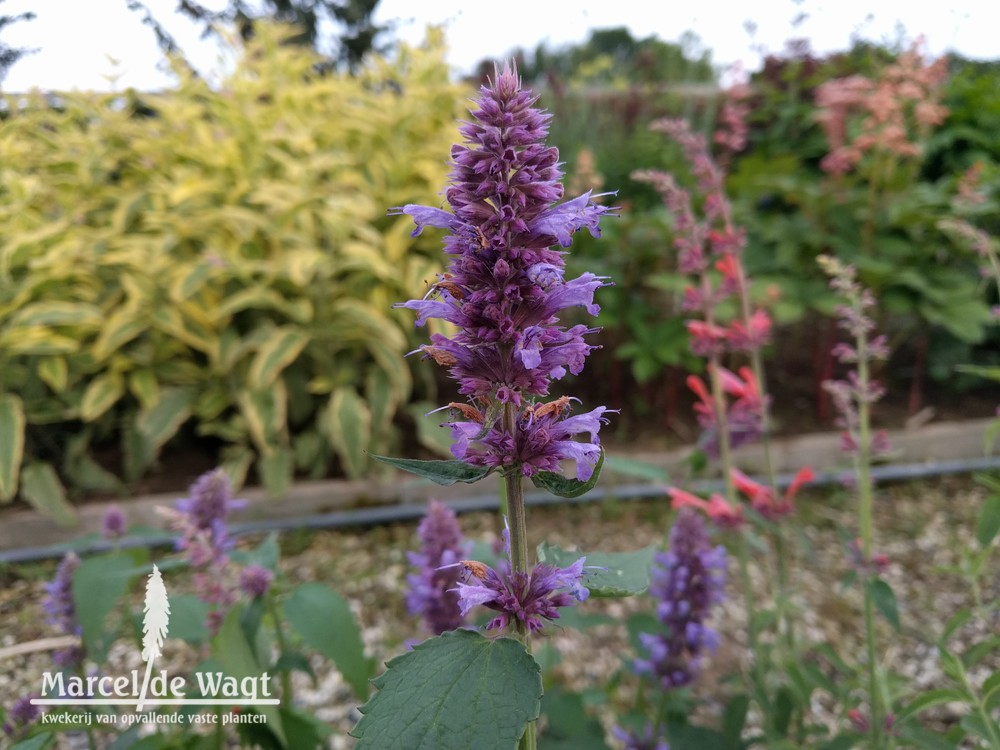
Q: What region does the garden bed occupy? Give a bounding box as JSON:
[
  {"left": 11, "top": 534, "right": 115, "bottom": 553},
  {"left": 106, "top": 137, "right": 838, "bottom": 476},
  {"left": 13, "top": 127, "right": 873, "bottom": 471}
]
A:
[{"left": 1, "top": 473, "right": 996, "bottom": 748}]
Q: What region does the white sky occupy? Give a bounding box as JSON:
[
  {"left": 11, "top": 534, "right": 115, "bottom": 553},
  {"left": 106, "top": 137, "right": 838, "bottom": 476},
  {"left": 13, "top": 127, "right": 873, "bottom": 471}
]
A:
[{"left": 0, "top": 0, "right": 994, "bottom": 92}]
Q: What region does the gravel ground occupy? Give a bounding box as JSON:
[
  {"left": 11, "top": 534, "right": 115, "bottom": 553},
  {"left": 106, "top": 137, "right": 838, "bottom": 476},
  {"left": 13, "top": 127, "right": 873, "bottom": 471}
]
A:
[{"left": 1, "top": 474, "right": 997, "bottom": 748}]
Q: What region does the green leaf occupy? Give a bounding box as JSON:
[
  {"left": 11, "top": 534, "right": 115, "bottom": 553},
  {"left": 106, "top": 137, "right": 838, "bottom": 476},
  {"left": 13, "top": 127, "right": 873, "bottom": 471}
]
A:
[
  {"left": 214, "top": 606, "right": 285, "bottom": 745},
  {"left": 605, "top": 455, "right": 669, "bottom": 482},
  {"left": 408, "top": 401, "right": 454, "bottom": 458},
  {"left": 536, "top": 543, "right": 656, "bottom": 597},
  {"left": 538, "top": 686, "right": 610, "bottom": 749},
  {"left": 722, "top": 694, "right": 750, "bottom": 749},
  {"left": 530, "top": 449, "right": 605, "bottom": 498},
  {"left": 283, "top": 583, "right": 372, "bottom": 700},
  {"left": 128, "top": 369, "right": 160, "bottom": 412},
  {"left": 976, "top": 494, "right": 1000, "bottom": 547},
  {"left": 323, "top": 387, "right": 371, "bottom": 478},
  {"left": 80, "top": 371, "right": 125, "bottom": 422},
  {"left": 351, "top": 630, "right": 542, "bottom": 750},
  {"left": 10, "top": 734, "right": 56, "bottom": 750},
  {"left": 248, "top": 328, "right": 309, "bottom": 389},
  {"left": 273, "top": 652, "right": 318, "bottom": 686},
  {"left": 136, "top": 387, "right": 194, "bottom": 451},
  {"left": 73, "top": 552, "right": 137, "bottom": 662},
  {"left": 0, "top": 394, "right": 25, "bottom": 501},
  {"left": 167, "top": 594, "right": 211, "bottom": 645},
  {"left": 257, "top": 449, "right": 293, "bottom": 499},
  {"left": 37, "top": 356, "right": 68, "bottom": 393},
  {"left": 20, "top": 462, "right": 76, "bottom": 526},
  {"left": 870, "top": 578, "right": 900, "bottom": 632},
  {"left": 368, "top": 455, "right": 491, "bottom": 485},
  {"left": 896, "top": 689, "right": 967, "bottom": 722}
]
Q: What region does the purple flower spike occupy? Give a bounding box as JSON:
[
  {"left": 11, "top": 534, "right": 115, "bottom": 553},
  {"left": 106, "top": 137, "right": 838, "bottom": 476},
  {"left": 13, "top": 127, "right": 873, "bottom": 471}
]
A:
[
  {"left": 392, "top": 62, "right": 617, "bottom": 479},
  {"left": 634, "top": 510, "right": 727, "bottom": 690},
  {"left": 239, "top": 565, "right": 274, "bottom": 598},
  {"left": 407, "top": 501, "right": 471, "bottom": 635},
  {"left": 3, "top": 696, "right": 40, "bottom": 740},
  {"left": 101, "top": 506, "right": 126, "bottom": 540},
  {"left": 452, "top": 555, "right": 588, "bottom": 634},
  {"left": 43, "top": 551, "right": 83, "bottom": 667},
  {"left": 174, "top": 469, "right": 246, "bottom": 563}
]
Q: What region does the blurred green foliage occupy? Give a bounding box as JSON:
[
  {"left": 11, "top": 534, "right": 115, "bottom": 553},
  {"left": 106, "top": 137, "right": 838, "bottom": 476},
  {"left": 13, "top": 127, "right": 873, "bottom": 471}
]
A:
[{"left": 0, "top": 24, "right": 465, "bottom": 512}]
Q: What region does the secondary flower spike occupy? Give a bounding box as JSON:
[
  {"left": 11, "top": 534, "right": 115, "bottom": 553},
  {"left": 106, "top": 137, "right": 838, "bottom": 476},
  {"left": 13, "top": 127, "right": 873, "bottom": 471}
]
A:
[
  {"left": 635, "top": 509, "right": 727, "bottom": 690},
  {"left": 451, "top": 555, "right": 589, "bottom": 634},
  {"left": 392, "top": 62, "right": 617, "bottom": 480},
  {"left": 407, "top": 500, "right": 471, "bottom": 634}
]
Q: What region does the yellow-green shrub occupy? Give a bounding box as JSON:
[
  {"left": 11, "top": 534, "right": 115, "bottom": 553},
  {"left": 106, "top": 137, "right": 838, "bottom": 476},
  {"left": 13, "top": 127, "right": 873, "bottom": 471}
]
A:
[{"left": 0, "top": 24, "right": 466, "bottom": 514}]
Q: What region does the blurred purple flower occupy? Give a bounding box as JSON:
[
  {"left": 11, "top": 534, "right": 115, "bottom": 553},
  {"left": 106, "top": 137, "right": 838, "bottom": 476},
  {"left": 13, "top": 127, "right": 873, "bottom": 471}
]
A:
[
  {"left": 634, "top": 510, "right": 726, "bottom": 690},
  {"left": 406, "top": 501, "right": 471, "bottom": 634},
  {"left": 158, "top": 469, "right": 246, "bottom": 634},
  {"left": 392, "top": 62, "right": 617, "bottom": 478},
  {"left": 43, "top": 552, "right": 83, "bottom": 667},
  {"left": 451, "top": 554, "right": 588, "bottom": 634},
  {"left": 101, "top": 506, "right": 126, "bottom": 540},
  {"left": 612, "top": 724, "right": 670, "bottom": 750},
  {"left": 239, "top": 565, "right": 274, "bottom": 599},
  {"left": 2, "top": 696, "right": 39, "bottom": 739}
]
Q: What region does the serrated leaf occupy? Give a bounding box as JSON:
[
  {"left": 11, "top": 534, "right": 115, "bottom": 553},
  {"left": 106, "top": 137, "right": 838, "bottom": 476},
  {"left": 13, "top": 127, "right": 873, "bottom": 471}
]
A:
[
  {"left": 351, "top": 630, "right": 542, "bottom": 750},
  {"left": 870, "top": 578, "right": 900, "bottom": 632},
  {"left": 284, "top": 583, "right": 372, "bottom": 700},
  {"left": 0, "top": 394, "right": 25, "bottom": 501},
  {"left": 976, "top": 494, "right": 1000, "bottom": 547},
  {"left": 530, "top": 449, "right": 605, "bottom": 498},
  {"left": 368, "top": 455, "right": 491, "bottom": 485},
  {"left": 248, "top": 327, "right": 309, "bottom": 389},
  {"left": 322, "top": 388, "right": 371, "bottom": 478},
  {"left": 536, "top": 543, "right": 655, "bottom": 597},
  {"left": 20, "top": 462, "right": 76, "bottom": 526},
  {"left": 73, "top": 552, "right": 137, "bottom": 662},
  {"left": 80, "top": 371, "right": 125, "bottom": 422}
]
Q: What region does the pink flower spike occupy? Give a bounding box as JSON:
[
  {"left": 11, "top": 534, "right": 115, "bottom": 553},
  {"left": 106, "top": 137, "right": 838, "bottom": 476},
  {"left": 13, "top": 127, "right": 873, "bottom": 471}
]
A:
[
  {"left": 730, "top": 467, "right": 769, "bottom": 504},
  {"left": 669, "top": 487, "right": 744, "bottom": 528},
  {"left": 786, "top": 466, "right": 816, "bottom": 500}
]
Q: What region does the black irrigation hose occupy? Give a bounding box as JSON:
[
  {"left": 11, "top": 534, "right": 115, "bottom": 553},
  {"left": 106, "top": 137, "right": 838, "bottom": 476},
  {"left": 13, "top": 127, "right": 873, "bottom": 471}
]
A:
[{"left": 2, "top": 455, "right": 999, "bottom": 565}]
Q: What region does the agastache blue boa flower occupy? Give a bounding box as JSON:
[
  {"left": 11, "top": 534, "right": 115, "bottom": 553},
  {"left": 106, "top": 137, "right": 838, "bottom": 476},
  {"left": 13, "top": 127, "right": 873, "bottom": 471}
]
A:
[{"left": 393, "top": 62, "right": 617, "bottom": 482}]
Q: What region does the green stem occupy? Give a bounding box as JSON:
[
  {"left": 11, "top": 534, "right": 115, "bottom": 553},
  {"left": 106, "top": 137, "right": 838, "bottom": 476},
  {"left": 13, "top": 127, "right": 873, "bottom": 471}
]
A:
[
  {"left": 503, "top": 402, "right": 536, "bottom": 750},
  {"left": 267, "top": 593, "right": 293, "bottom": 707},
  {"left": 960, "top": 664, "right": 1000, "bottom": 750},
  {"left": 855, "top": 320, "right": 884, "bottom": 750},
  {"left": 734, "top": 258, "right": 795, "bottom": 651}
]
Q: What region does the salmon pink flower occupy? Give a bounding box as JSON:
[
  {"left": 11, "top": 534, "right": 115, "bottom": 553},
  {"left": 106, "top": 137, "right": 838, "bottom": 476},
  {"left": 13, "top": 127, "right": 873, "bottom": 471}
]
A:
[
  {"left": 668, "top": 487, "right": 744, "bottom": 528},
  {"left": 730, "top": 466, "right": 815, "bottom": 519}
]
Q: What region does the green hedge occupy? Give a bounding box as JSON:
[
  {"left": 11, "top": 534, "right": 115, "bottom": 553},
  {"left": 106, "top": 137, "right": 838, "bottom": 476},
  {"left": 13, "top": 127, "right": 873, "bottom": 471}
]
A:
[{"left": 0, "top": 25, "right": 466, "bottom": 516}]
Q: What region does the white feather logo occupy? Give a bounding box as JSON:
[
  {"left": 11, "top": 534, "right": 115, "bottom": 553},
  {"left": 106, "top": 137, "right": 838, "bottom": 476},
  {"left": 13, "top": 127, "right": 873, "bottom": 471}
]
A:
[{"left": 136, "top": 564, "right": 170, "bottom": 712}]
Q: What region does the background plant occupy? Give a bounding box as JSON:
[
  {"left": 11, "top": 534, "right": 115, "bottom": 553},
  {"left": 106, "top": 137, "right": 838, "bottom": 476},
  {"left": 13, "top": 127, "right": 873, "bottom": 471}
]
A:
[{"left": 0, "top": 23, "right": 464, "bottom": 515}]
